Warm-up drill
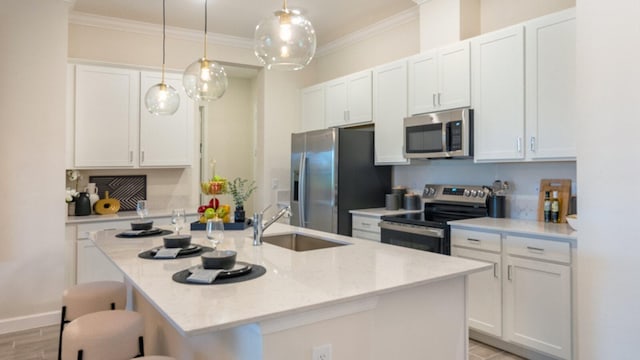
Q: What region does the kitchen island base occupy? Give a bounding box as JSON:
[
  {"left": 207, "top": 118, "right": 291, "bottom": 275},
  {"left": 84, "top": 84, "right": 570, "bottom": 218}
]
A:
[{"left": 133, "top": 276, "right": 469, "bottom": 360}]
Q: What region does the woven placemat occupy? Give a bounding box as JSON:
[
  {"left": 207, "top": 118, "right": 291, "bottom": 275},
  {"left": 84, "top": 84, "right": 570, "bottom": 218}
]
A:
[
  {"left": 172, "top": 263, "right": 266, "bottom": 285},
  {"left": 138, "top": 245, "right": 215, "bottom": 260}
]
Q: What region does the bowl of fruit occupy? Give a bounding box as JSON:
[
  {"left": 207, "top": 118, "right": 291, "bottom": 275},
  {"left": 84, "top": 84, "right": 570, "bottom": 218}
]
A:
[
  {"left": 201, "top": 176, "right": 227, "bottom": 195},
  {"left": 197, "top": 198, "right": 231, "bottom": 224}
]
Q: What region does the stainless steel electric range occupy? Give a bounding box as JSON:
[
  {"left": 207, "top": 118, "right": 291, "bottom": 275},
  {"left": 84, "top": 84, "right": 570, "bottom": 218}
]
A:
[{"left": 379, "top": 184, "right": 489, "bottom": 255}]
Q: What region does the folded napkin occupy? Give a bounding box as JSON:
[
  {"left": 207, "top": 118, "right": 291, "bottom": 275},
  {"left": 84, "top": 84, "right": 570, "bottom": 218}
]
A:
[
  {"left": 154, "top": 248, "right": 182, "bottom": 259},
  {"left": 186, "top": 268, "right": 224, "bottom": 284}
]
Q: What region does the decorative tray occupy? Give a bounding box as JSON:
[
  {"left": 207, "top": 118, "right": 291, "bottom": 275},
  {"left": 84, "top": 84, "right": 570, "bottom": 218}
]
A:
[{"left": 190, "top": 221, "right": 249, "bottom": 231}]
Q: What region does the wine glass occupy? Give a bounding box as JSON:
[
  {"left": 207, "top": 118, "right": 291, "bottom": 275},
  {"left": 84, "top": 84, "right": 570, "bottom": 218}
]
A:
[
  {"left": 206, "top": 218, "right": 224, "bottom": 246},
  {"left": 136, "top": 200, "right": 148, "bottom": 219},
  {"left": 171, "top": 208, "right": 186, "bottom": 234}
]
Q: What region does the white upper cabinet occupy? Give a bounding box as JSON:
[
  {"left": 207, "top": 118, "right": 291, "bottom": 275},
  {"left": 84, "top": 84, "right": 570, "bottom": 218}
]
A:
[
  {"left": 325, "top": 70, "right": 372, "bottom": 127},
  {"left": 473, "top": 8, "right": 576, "bottom": 163},
  {"left": 74, "top": 65, "right": 139, "bottom": 168},
  {"left": 472, "top": 25, "right": 526, "bottom": 162},
  {"left": 408, "top": 41, "right": 470, "bottom": 115},
  {"left": 373, "top": 60, "right": 410, "bottom": 165},
  {"left": 525, "top": 8, "right": 576, "bottom": 161},
  {"left": 72, "top": 64, "right": 193, "bottom": 168},
  {"left": 300, "top": 84, "right": 326, "bottom": 132},
  {"left": 139, "top": 71, "right": 194, "bottom": 167}
]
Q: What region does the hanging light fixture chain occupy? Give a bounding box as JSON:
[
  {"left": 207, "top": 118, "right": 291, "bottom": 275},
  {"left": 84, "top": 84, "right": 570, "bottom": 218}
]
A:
[{"left": 282, "top": 0, "right": 288, "bottom": 11}]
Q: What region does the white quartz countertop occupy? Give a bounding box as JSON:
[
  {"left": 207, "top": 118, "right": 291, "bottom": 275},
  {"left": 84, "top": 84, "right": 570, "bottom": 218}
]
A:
[
  {"left": 66, "top": 209, "right": 199, "bottom": 224},
  {"left": 349, "top": 207, "right": 422, "bottom": 217},
  {"left": 448, "top": 217, "right": 577, "bottom": 241},
  {"left": 93, "top": 223, "right": 490, "bottom": 336}
]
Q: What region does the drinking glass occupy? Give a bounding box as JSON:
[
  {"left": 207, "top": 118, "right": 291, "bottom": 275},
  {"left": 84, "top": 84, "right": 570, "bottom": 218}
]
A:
[
  {"left": 136, "top": 200, "right": 148, "bottom": 219},
  {"left": 206, "top": 218, "right": 224, "bottom": 246},
  {"left": 171, "top": 208, "right": 186, "bottom": 234}
]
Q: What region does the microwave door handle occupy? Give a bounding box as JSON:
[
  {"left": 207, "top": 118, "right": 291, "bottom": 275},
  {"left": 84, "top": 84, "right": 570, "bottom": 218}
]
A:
[{"left": 442, "top": 123, "right": 448, "bottom": 153}]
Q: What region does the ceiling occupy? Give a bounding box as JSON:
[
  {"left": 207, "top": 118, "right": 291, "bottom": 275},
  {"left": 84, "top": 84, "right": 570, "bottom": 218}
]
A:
[{"left": 72, "top": 0, "right": 417, "bottom": 46}]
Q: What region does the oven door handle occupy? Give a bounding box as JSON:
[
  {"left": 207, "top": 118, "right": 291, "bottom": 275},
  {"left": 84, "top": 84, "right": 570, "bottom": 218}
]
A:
[{"left": 379, "top": 221, "right": 444, "bottom": 238}]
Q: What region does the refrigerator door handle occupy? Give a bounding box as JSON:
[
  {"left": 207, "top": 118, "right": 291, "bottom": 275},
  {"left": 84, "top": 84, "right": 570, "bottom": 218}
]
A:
[{"left": 299, "top": 152, "right": 307, "bottom": 227}]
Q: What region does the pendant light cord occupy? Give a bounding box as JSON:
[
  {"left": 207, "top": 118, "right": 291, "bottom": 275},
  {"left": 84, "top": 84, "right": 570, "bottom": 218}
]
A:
[
  {"left": 161, "top": 0, "right": 166, "bottom": 84},
  {"left": 203, "top": 0, "right": 208, "bottom": 58}
]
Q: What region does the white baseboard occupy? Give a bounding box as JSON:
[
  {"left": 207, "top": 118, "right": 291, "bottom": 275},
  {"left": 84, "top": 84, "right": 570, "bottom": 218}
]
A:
[{"left": 0, "top": 311, "right": 61, "bottom": 335}]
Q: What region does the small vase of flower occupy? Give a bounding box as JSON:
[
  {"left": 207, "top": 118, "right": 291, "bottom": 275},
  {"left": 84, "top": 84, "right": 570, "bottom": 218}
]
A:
[{"left": 228, "top": 177, "right": 257, "bottom": 223}]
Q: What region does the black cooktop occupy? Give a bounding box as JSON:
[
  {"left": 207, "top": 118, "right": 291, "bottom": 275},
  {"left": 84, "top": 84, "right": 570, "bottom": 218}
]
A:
[{"left": 381, "top": 203, "right": 488, "bottom": 227}]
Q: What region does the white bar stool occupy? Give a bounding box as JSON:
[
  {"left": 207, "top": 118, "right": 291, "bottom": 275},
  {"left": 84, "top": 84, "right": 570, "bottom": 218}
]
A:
[
  {"left": 58, "top": 281, "right": 127, "bottom": 359},
  {"left": 61, "top": 310, "right": 145, "bottom": 360}
]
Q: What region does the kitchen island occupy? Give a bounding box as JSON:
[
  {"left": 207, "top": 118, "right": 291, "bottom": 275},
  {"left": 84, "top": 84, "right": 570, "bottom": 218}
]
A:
[{"left": 93, "top": 223, "right": 490, "bottom": 360}]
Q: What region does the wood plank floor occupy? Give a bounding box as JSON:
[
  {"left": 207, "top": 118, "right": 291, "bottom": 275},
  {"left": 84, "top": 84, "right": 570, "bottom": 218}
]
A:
[{"left": 0, "top": 325, "right": 526, "bottom": 359}]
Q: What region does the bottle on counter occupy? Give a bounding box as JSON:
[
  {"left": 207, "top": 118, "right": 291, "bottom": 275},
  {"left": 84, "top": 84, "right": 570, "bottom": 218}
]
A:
[
  {"left": 543, "top": 191, "right": 551, "bottom": 222},
  {"left": 551, "top": 190, "right": 560, "bottom": 223}
]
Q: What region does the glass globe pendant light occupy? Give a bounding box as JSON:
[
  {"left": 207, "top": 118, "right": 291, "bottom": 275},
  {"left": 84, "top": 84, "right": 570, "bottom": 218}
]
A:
[
  {"left": 144, "top": 0, "right": 180, "bottom": 115},
  {"left": 183, "top": 0, "right": 227, "bottom": 102},
  {"left": 254, "top": 0, "right": 317, "bottom": 71}
]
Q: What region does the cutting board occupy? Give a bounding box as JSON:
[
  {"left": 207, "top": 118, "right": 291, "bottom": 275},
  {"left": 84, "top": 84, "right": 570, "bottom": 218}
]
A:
[{"left": 537, "top": 179, "right": 571, "bottom": 223}]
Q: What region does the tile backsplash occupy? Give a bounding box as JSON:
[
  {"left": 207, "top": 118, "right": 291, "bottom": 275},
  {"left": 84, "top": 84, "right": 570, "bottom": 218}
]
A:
[
  {"left": 393, "top": 159, "right": 577, "bottom": 220},
  {"left": 66, "top": 168, "right": 199, "bottom": 212}
]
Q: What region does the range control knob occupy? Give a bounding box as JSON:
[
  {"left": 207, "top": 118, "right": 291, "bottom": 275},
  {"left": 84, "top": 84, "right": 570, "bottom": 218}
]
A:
[
  {"left": 464, "top": 189, "right": 471, "bottom": 197},
  {"left": 470, "top": 190, "right": 478, "bottom": 197},
  {"left": 478, "top": 191, "right": 486, "bottom": 198}
]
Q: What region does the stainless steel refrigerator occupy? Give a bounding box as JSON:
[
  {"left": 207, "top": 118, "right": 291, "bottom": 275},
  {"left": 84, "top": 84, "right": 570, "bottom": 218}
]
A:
[{"left": 291, "top": 128, "right": 391, "bottom": 236}]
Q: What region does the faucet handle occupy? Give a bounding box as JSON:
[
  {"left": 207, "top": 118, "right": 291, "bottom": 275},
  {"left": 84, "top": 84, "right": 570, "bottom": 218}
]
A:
[{"left": 259, "top": 204, "right": 272, "bottom": 215}]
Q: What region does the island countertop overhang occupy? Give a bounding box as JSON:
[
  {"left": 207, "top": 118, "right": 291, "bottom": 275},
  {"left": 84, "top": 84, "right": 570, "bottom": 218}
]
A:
[{"left": 92, "top": 223, "right": 490, "bottom": 336}]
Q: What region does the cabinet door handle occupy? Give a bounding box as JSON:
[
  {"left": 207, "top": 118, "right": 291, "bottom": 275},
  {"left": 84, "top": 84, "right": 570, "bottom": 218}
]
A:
[
  {"left": 344, "top": 110, "right": 349, "bottom": 122},
  {"left": 517, "top": 137, "right": 522, "bottom": 153},
  {"left": 530, "top": 136, "right": 536, "bottom": 152},
  {"left": 141, "top": 150, "right": 145, "bottom": 163},
  {"left": 437, "top": 92, "right": 441, "bottom": 106},
  {"left": 361, "top": 222, "right": 372, "bottom": 227},
  {"left": 526, "top": 246, "right": 545, "bottom": 253},
  {"left": 493, "top": 263, "right": 499, "bottom": 278},
  {"left": 466, "top": 238, "right": 481, "bottom": 243},
  {"left": 432, "top": 93, "right": 436, "bottom": 107},
  {"left": 129, "top": 150, "right": 133, "bottom": 163},
  {"left": 507, "top": 264, "right": 513, "bottom": 280}
]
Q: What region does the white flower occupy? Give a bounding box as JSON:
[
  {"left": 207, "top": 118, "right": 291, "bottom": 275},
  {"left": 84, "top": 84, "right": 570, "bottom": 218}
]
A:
[
  {"left": 66, "top": 170, "right": 80, "bottom": 181},
  {"left": 66, "top": 188, "right": 78, "bottom": 203}
]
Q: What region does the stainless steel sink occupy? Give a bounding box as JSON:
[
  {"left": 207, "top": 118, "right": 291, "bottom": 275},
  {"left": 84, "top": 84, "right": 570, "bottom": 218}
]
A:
[{"left": 261, "top": 233, "right": 350, "bottom": 252}]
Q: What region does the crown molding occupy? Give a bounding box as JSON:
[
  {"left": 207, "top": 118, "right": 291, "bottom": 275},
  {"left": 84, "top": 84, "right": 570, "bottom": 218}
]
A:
[
  {"left": 316, "top": 7, "right": 419, "bottom": 58},
  {"left": 412, "top": 0, "right": 432, "bottom": 5},
  {"left": 69, "top": 11, "right": 254, "bottom": 50}
]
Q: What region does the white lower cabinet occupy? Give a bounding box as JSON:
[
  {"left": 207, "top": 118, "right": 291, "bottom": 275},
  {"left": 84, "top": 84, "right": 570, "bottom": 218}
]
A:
[
  {"left": 72, "top": 216, "right": 178, "bottom": 284},
  {"left": 451, "top": 227, "right": 573, "bottom": 360},
  {"left": 504, "top": 236, "right": 572, "bottom": 360},
  {"left": 77, "top": 239, "right": 124, "bottom": 284},
  {"left": 351, "top": 214, "right": 382, "bottom": 242},
  {"left": 75, "top": 221, "right": 129, "bottom": 284},
  {"left": 451, "top": 247, "right": 502, "bottom": 337}
]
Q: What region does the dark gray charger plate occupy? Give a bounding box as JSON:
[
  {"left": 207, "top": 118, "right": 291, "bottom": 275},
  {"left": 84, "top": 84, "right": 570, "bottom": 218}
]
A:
[
  {"left": 116, "top": 229, "right": 173, "bottom": 238},
  {"left": 172, "top": 262, "right": 266, "bottom": 285},
  {"left": 138, "top": 245, "right": 215, "bottom": 259}
]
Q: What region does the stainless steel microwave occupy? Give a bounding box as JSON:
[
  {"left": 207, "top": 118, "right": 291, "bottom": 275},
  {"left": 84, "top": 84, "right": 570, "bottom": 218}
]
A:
[{"left": 403, "top": 108, "right": 473, "bottom": 159}]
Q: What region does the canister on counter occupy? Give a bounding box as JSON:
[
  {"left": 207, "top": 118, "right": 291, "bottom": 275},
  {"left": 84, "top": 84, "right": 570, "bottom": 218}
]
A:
[
  {"left": 385, "top": 193, "right": 400, "bottom": 210},
  {"left": 403, "top": 193, "right": 421, "bottom": 210}
]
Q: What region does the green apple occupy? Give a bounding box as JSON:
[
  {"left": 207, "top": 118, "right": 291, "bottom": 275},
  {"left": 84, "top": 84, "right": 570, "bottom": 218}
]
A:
[{"left": 204, "top": 208, "right": 215, "bottom": 219}]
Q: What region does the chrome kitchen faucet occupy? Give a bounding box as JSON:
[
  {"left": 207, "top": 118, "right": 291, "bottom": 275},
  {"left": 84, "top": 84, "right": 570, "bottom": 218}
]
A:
[{"left": 253, "top": 205, "right": 292, "bottom": 246}]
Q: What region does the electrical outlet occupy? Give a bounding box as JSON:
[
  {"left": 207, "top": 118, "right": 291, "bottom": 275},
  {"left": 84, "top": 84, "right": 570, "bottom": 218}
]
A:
[{"left": 312, "top": 344, "right": 332, "bottom": 360}]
